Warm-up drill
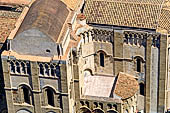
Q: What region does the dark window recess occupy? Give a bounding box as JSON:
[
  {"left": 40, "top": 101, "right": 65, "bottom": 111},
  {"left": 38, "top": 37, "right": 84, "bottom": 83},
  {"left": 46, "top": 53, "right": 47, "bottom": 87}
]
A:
[
  {"left": 26, "top": 63, "right": 31, "bottom": 75},
  {"left": 57, "top": 46, "right": 60, "bottom": 56},
  {"left": 21, "top": 62, "right": 26, "bottom": 74},
  {"left": 16, "top": 62, "right": 20, "bottom": 73},
  {"left": 47, "top": 89, "right": 54, "bottom": 106},
  {"left": 23, "top": 87, "right": 30, "bottom": 104},
  {"left": 137, "top": 58, "right": 141, "bottom": 72},
  {"left": 46, "top": 49, "right": 51, "bottom": 53},
  {"left": 100, "top": 53, "right": 104, "bottom": 67},
  {"left": 40, "top": 64, "right": 44, "bottom": 75},
  {"left": 50, "top": 65, "right": 55, "bottom": 76},
  {"left": 140, "top": 83, "right": 144, "bottom": 96},
  {"left": 10, "top": 62, "right": 15, "bottom": 73}
]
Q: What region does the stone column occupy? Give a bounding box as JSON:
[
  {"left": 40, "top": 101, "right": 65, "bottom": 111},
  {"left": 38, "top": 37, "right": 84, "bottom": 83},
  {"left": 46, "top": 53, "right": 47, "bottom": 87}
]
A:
[
  {"left": 31, "top": 61, "right": 42, "bottom": 113},
  {"left": 158, "top": 34, "right": 168, "bottom": 113},
  {"left": 145, "top": 35, "right": 152, "bottom": 113},
  {"left": 114, "top": 30, "right": 124, "bottom": 75},
  {"left": 1, "top": 57, "right": 14, "bottom": 113}
]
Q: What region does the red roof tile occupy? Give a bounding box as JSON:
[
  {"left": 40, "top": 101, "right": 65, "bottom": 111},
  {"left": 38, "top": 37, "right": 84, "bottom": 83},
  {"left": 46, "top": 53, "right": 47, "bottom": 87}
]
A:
[{"left": 114, "top": 72, "right": 139, "bottom": 99}]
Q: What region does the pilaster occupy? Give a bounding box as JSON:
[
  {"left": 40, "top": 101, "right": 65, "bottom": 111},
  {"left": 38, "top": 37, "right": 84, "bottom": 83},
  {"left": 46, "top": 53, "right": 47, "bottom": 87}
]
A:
[
  {"left": 30, "top": 61, "right": 42, "bottom": 113},
  {"left": 2, "top": 58, "right": 14, "bottom": 113},
  {"left": 145, "top": 36, "right": 152, "bottom": 113},
  {"left": 114, "top": 30, "right": 124, "bottom": 75},
  {"left": 158, "top": 34, "right": 168, "bottom": 113}
]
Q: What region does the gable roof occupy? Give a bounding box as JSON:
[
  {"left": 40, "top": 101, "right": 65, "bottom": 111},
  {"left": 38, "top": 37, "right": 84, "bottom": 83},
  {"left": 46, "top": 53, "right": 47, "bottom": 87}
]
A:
[
  {"left": 16, "top": 0, "right": 69, "bottom": 42},
  {"left": 83, "top": 0, "right": 170, "bottom": 32}
]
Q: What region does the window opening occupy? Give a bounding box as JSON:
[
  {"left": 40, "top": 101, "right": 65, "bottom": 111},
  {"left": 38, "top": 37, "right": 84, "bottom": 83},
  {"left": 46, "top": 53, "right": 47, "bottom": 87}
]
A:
[
  {"left": 23, "top": 87, "right": 30, "bottom": 104},
  {"left": 100, "top": 53, "right": 104, "bottom": 67},
  {"left": 21, "top": 62, "right": 26, "bottom": 74},
  {"left": 46, "top": 49, "right": 51, "bottom": 53},
  {"left": 57, "top": 46, "right": 60, "bottom": 56},
  {"left": 46, "top": 89, "right": 54, "bottom": 106},
  {"left": 140, "top": 83, "right": 144, "bottom": 96},
  {"left": 50, "top": 65, "right": 55, "bottom": 76},
  {"left": 45, "top": 64, "right": 49, "bottom": 76},
  {"left": 136, "top": 58, "right": 141, "bottom": 72},
  {"left": 10, "top": 62, "right": 15, "bottom": 73},
  {"left": 26, "top": 63, "right": 31, "bottom": 75},
  {"left": 39, "top": 64, "right": 44, "bottom": 75},
  {"left": 16, "top": 62, "right": 20, "bottom": 73}
]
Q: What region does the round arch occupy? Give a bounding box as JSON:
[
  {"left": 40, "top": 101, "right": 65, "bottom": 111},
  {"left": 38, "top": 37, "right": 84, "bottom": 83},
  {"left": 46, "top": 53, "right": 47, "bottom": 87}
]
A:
[
  {"left": 46, "top": 111, "right": 56, "bottom": 113},
  {"left": 133, "top": 56, "right": 145, "bottom": 63},
  {"left": 77, "top": 106, "right": 92, "bottom": 113},
  {"left": 1, "top": 109, "right": 7, "bottom": 113},
  {"left": 42, "top": 85, "right": 59, "bottom": 94},
  {"left": 92, "top": 108, "right": 104, "bottom": 113},
  {"left": 96, "top": 50, "right": 107, "bottom": 56},
  {"left": 16, "top": 109, "right": 32, "bottom": 113},
  {"left": 17, "top": 83, "right": 32, "bottom": 91},
  {"left": 107, "top": 109, "right": 118, "bottom": 113}
]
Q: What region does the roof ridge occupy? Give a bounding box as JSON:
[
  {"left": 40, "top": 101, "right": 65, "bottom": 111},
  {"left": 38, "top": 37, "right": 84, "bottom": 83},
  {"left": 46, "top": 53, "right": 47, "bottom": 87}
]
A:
[{"left": 88, "top": 0, "right": 165, "bottom": 5}]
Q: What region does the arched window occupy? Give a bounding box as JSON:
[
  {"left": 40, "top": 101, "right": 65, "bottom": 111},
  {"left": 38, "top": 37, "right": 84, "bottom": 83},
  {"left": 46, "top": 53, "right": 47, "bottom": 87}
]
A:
[
  {"left": 45, "top": 64, "right": 49, "bottom": 76},
  {"left": 21, "top": 62, "right": 26, "bottom": 74},
  {"left": 113, "top": 104, "right": 117, "bottom": 110},
  {"left": 139, "top": 83, "right": 144, "bottom": 96},
  {"left": 136, "top": 58, "right": 141, "bottom": 72},
  {"left": 55, "top": 66, "right": 60, "bottom": 77},
  {"left": 50, "top": 65, "right": 55, "bottom": 76},
  {"left": 100, "top": 53, "right": 104, "bottom": 67},
  {"left": 16, "top": 62, "right": 20, "bottom": 73},
  {"left": 26, "top": 63, "right": 31, "bottom": 75},
  {"left": 39, "top": 64, "right": 44, "bottom": 75},
  {"left": 10, "top": 61, "right": 15, "bottom": 73},
  {"left": 23, "top": 87, "right": 30, "bottom": 104},
  {"left": 46, "top": 89, "right": 54, "bottom": 106}
]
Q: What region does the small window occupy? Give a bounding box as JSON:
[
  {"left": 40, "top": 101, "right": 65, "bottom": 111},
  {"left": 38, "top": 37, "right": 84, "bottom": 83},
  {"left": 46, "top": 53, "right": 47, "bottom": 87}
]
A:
[
  {"left": 46, "top": 49, "right": 51, "bottom": 53},
  {"left": 26, "top": 63, "right": 31, "bottom": 75},
  {"left": 50, "top": 65, "right": 55, "bottom": 76},
  {"left": 23, "top": 87, "right": 30, "bottom": 104},
  {"left": 39, "top": 64, "right": 44, "bottom": 75},
  {"left": 136, "top": 58, "right": 141, "bottom": 72},
  {"left": 21, "top": 62, "right": 26, "bottom": 74},
  {"left": 16, "top": 62, "right": 20, "bottom": 73},
  {"left": 10, "top": 62, "right": 15, "bottom": 73},
  {"left": 57, "top": 46, "right": 60, "bottom": 56},
  {"left": 140, "top": 83, "right": 144, "bottom": 96},
  {"left": 113, "top": 104, "right": 117, "bottom": 110},
  {"left": 45, "top": 64, "right": 49, "bottom": 76},
  {"left": 46, "top": 89, "right": 54, "bottom": 106},
  {"left": 100, "top": 53, "right": 104, "bottom": 67}
]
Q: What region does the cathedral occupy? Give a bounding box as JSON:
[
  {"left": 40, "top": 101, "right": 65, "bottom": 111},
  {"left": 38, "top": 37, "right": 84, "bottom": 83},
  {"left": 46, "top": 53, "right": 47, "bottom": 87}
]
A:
[{"left": 0, "top": 0, "right": 170, "bottom": 113}]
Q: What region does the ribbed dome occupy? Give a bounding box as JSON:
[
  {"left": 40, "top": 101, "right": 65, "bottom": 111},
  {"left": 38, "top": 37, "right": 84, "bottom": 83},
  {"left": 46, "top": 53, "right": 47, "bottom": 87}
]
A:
[{"left": 16, "top": 0, "right": 69, "bottom": 42}]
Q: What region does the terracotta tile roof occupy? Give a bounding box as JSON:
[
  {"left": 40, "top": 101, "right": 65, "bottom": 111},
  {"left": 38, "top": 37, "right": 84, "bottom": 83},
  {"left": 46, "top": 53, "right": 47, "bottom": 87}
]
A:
[
  {"left": 0, "top": 9, "right": 22, "bottom": 43},
  {"left": 157, "top": 1, "right": 170, "bottom": 33},
  {"left": 114, "top": 72, "right": 139, "bottom": 99},
  {"left": 83, "top": 0, "right": 165, "bottom": 29},
  {"left": 61, "top": 0, "right": 81, "bottom": 10},
  {"left": 0, "top": 0, "right": 31, "bottom": 5}
]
